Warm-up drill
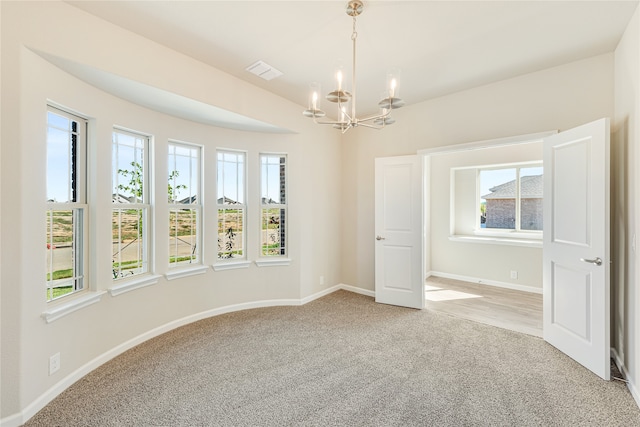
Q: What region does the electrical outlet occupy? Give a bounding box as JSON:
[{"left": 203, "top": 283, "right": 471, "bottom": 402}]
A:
[
  {"left": 49, "top": 353, "right": 60, "bottom": 375},
  {"left": 319, "top": 276, "right": 325, "bottom": 285},
  {"left": 510, "top": 270, "right": 518, "bottom": 279}
]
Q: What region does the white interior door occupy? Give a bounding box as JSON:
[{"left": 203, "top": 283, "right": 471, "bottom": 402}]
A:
[
  {"left": 374, "top": 155, "right": 423, "bottom": 309},
  {"left": 543, "top": 118, "right": 610, "bottom": 380}
]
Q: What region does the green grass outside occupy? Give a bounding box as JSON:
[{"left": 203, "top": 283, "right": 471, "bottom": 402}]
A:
[
  {"left": 47, "top": 285, "right": 73, "bottom": 300},
  {"left": 46, "top": 268, "right": 73, "bottom": 281}
]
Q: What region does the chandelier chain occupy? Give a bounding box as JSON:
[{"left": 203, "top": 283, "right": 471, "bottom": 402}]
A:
[{"left": 352, "top": 16, "right": 357, "bottom": 40}]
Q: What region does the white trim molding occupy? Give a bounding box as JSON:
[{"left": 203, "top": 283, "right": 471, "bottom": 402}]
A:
[
  {"left": 428, "top": 271, "right": 542, "bottom": 294},
  {"left": 41, "top": 291, "right": 107, "bottom": 324},
  {"left": 338, "top": 283, "right": 375, "bottom": 298},
  {"left": 165, "top": 265, "right": 209, "bottom": 281},
  {"left": 449, "top": 235, "right": 543, "bottom": 248},
  {"left": 255, "top": 258, "right": 292, "bottom": 267},
  {"left": 418, "top": 130, "right": 557, "bottom": 156},
  {"left": 108, "top": 274, "right": 161, "bottom": 296},
  {"left": 212, "top": 260, "right": 251, "bottom": 271},
  {"left": 611, "top": 348, "right": 640, "bottom": 408}
]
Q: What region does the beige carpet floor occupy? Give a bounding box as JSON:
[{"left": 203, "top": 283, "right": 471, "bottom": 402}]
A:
[{"left": 25, "top": 290, "right": 640, "bottom": 426}]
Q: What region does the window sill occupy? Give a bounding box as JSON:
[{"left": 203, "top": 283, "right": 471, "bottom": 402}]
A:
[
  {"left": 255, "top": 258, "right": 292, "bottom": 267},
  {"left": 109, "top": 274, "right": 161, "bottom": 296},
  {"left": 165, "top": 265, "right": 209, "bottom": 281},
  {"left": 212, "top": 260, "right": 251, "bottom": 271},
  {"left": 449, "top": 235, "right": 542, "bottom": 248},
  {"left": 42, "top": 291, "right": 107, "bottom": 323}
]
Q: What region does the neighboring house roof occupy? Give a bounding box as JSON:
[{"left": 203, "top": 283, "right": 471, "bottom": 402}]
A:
[
  {"left": 112, "top": 193, "right": 140, "bottom": 203},
  {"left": 482, "top": 174, "right": 543, "bottom": 200},
  {"left": 217, "top": 196, "right": 238, "bottom": 205},
  {"left": 177, "top": 195, "right": 197, "bottom": 204}
]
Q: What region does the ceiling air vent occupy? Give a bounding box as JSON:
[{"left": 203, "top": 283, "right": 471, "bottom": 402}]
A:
[{"left": 246, "top": 60, "right": 283, "bottom": 81}]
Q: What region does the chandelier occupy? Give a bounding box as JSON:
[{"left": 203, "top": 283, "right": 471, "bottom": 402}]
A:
[{"left": 302, "top": 0, "right": 404, "bottom": 133}]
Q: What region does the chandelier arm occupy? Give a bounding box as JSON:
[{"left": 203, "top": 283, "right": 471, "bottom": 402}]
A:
[
  {"left": 337, "top": 98, "right": 353, "bottom": 123},
  {"left": 313, "top": 118, "right": 349, "bottom": 125},
  {"left": 358, "top": 110, "right": 393, "bottom": 123},
  {"left": 357, "top": 122, "right": 385, "bottom": 130}
]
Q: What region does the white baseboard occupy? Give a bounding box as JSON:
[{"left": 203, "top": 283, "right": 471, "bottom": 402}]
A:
[
  {"left": 427, "top": 271, "right": 542, "bottom": 294},
  {"left": 611, "top": 348, "right": 640, "bottom": 408},
  {"left": 338, "top": 283, "right": 375, "bottom": 297},
  {"left": 1, "top": 285, "right": 372, "bottom": 427}
]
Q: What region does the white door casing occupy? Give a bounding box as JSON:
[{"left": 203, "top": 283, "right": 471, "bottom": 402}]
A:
[
  {"left": 543, "top": 118, "right": 610, "bottom": 380},
  {"left": 374, "top": 155, "right": 423, "bottom": 309}
]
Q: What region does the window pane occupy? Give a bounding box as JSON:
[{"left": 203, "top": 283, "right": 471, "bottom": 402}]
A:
[
  {"left": 480, "top": 168, "right": 516, "bottom": 229},
  {"left": 47, "top": 111, "right": 77, "bottom": 202},
  {"left": 168, "top": 144, "right": 199, "bottom": 204},
  {"left": 113, "top": 132, "right": 145, "bottom": 202},
  {"left": 217, "top": 151, "right": 244, "bottom": 204},
  {"left": 46, "top": 107, "right": 86, "bottom": 302},
  {"left": 261, "top": 208, "right": 286, "bottom": 256},
  {"left": 169, "top": 142, "right": 201, "bottom": 267},
  {"left": 112, "top": 208, "right": 147, "bottom": 279},
  {"left": 46, "top": 209, "right": 84, "bottom": 301},
  {"left": 217, "top": 208, "right": 244, "bottom": 259},
  {"left": 261, "top": 155, "right": 286, "bottom": 204},
  {"left": 520, "top": 167, "right": 544, "bottom": 231},
  {"left": 169, "top": 209, "right": 199, "bottom": 265},
  {"left": 112, "top": 130, "right": 149, "bottom": 280}
]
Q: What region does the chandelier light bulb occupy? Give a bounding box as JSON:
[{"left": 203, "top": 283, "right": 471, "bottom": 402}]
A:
[{"left": 390, "top": 78, "right": 397, "bottom": 98}]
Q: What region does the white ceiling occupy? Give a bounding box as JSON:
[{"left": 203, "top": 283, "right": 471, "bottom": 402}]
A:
[{"left": 68, "top": 1, "right": 638, "bottom": 118}]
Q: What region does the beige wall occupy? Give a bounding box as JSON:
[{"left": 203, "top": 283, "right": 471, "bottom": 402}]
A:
[
  {"left": 1, "top": 1, "right": 342, "bottom": 422},
  {"left": 341, "top": 53, "right": 614, "bottom": 290},
  {"left": 613, "top": 5, "right": 640, "bottom": 406}
]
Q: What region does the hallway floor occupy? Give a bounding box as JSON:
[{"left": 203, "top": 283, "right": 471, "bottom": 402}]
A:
[{"left": 425, "top": 276, "right": 543, "bottom": 337}]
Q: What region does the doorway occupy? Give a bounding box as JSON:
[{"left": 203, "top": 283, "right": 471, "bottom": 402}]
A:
[{"left": 420, "top": 132, "right": 552, "bottom": 337}]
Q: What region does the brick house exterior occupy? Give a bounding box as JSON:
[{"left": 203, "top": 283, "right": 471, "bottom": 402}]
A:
[{"left": 481, "top": 174, "right": 543, "bottom": 230}]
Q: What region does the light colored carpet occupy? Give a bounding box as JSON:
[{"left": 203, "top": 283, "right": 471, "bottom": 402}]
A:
[{"left": 25, "top": 290, "right": 640, "bottom": 426}]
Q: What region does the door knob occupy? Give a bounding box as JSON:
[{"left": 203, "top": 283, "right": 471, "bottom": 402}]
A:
[
  {"left": 376, "top": 235, "right": 385, "bottom": 241},
  {"left": 580, "top": 257, "right": 602, "bottom": 266}
]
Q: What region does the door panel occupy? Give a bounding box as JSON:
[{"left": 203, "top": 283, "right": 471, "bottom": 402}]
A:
[
  {"left": 551, "top": 263, "right": 590, "bottom": 340},
  {"left": 551, "top": 138, "right": 590, "bottom": 246},
  {"left": 375, "top": 155, "right": 423, "bottom": 309},
  {"left": 543, "top": 118, "right": 610, "bottom": 380}
]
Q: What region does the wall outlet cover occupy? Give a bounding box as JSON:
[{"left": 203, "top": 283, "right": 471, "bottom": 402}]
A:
[{"left": 49, "top": 352, "right": 60, "bottom": 375}]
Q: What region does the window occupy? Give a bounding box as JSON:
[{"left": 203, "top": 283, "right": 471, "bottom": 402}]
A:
[
  {"left": 216, "top": 150, "right": 245, "bottom": 260},
  {"left": 112, "top": 129, "right": 151, "bottom": 279},
  {"left": 479, "top": 164, "right": 543, "bottom": 232},
  {"left": 46, "top": 107, "right": 87, "bottom": 301},
  {"left": 168, "top": 142, "right": 201, "bottom": 267},
  {"left": 260, "top": 154, "right": 287, "bottom": 256}
]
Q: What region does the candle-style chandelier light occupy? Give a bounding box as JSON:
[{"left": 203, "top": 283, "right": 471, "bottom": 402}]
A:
[{"left": 302, "top": 0, "right": 404, "bottom": 133}]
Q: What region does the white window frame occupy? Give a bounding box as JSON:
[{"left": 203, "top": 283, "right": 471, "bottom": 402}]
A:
[
  {"left": 257, "top": 153, "right": 290, "bottom": 266},
  {"left": 111, "top": 128, "right": 152, "bottom": 281},
  {"left": 168, "top": 140, "right": 203, "bottom": 270},
  {"left": 475, "top": 162, "right": 543, "bottom": 239},
  {"left": 215, "top": 149, "right": 248, "bottom": 267},
  {"left": 46, "top": 106, "right": 88, "bottom": 302}
]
